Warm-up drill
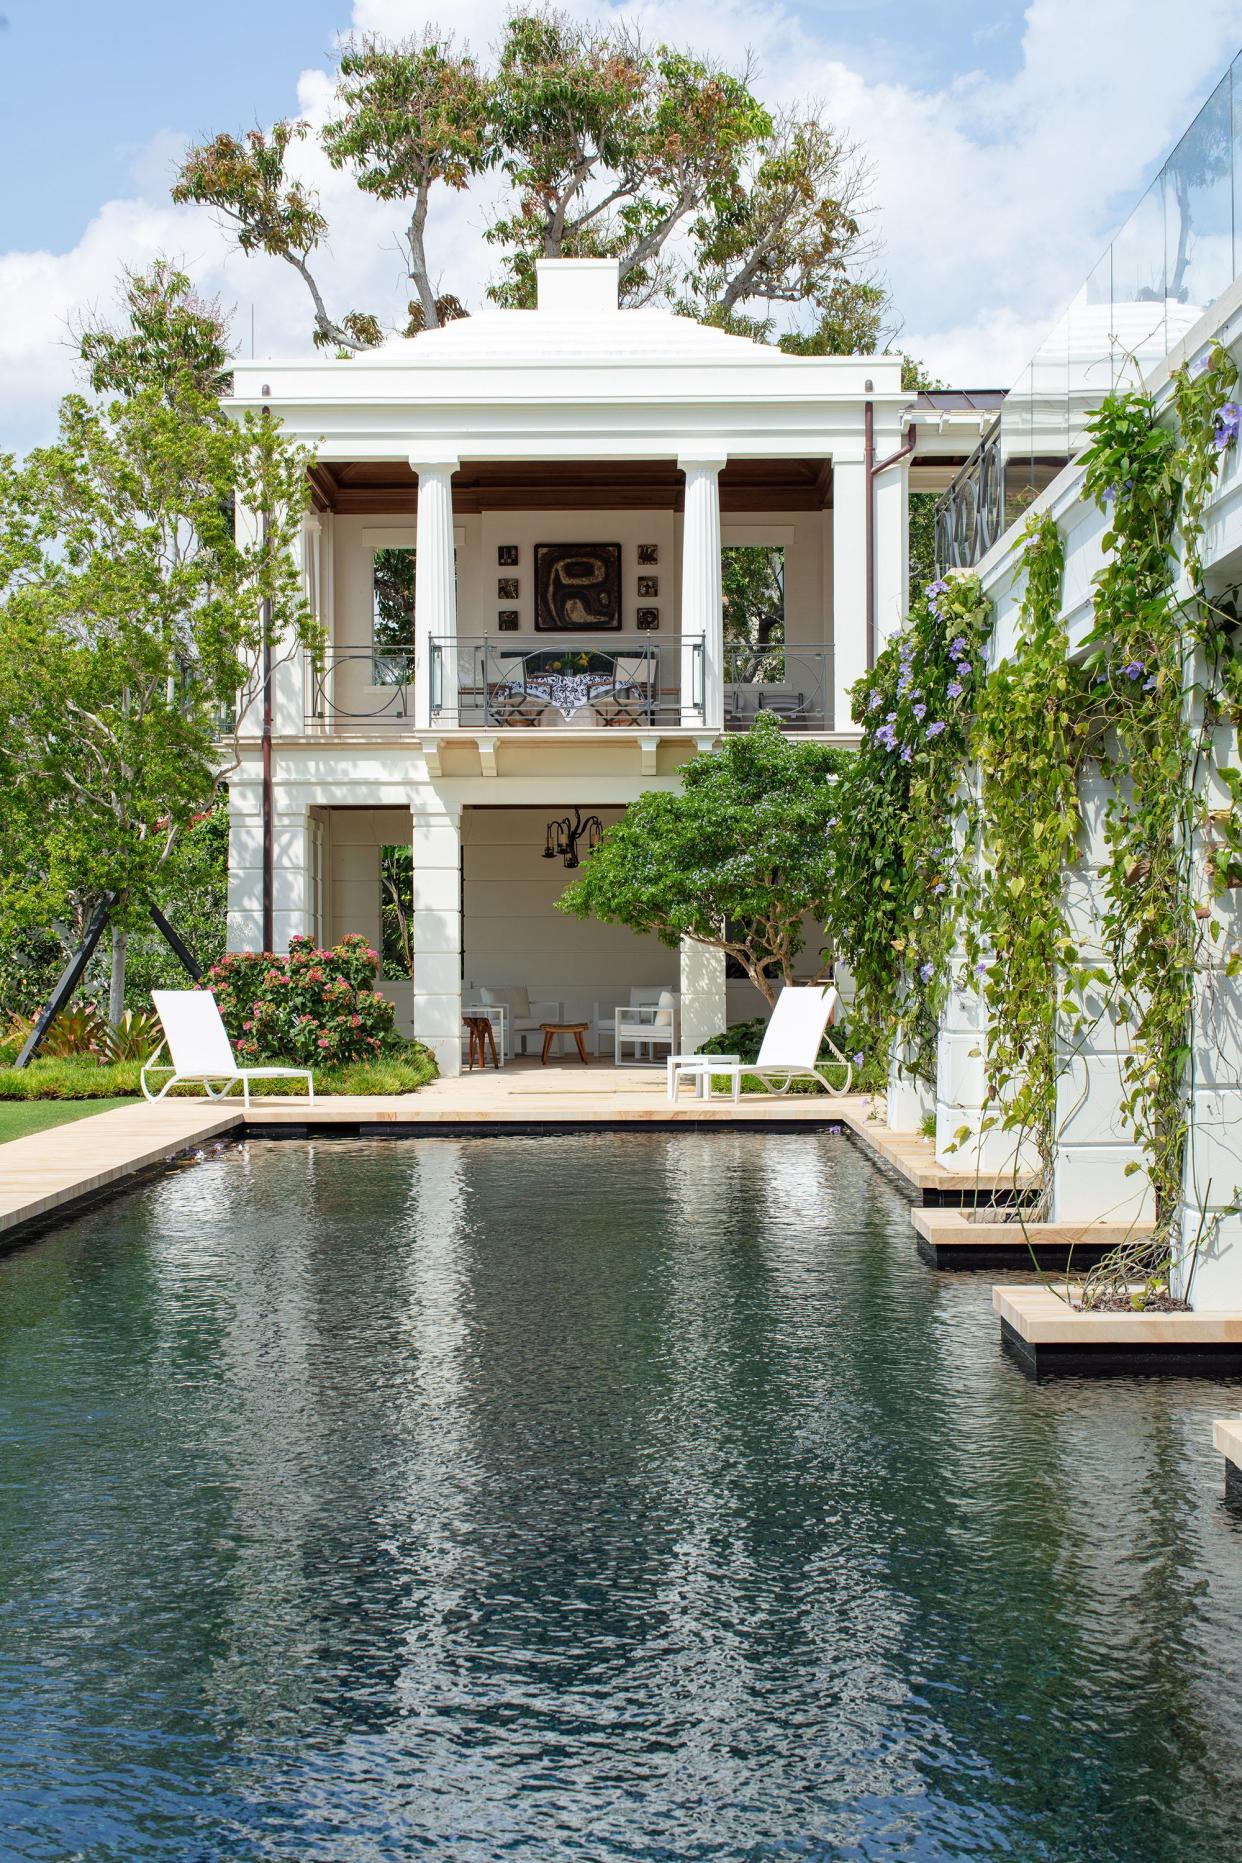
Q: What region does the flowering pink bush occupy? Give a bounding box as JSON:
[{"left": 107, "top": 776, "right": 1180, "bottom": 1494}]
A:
[{"left": 205, "top": 934, "right": 396, "bottom": 1066}]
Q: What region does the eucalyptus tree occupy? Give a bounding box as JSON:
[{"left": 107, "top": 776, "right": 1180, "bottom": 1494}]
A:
[
  {"left": 173, "top": 7, "right": 885, "bottom": 355},
  {"left": 0, "top": 266, "right": 319, "bottom": 1020}
]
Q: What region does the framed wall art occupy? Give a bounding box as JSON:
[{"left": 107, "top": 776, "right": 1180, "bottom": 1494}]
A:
[{"left": 534, "top": 543, "right": 622, "bottom": 631}]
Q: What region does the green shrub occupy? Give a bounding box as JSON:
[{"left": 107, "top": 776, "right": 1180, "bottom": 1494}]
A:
[
  {"left": 207, "top": 933, "right": 397, "bottom": 1066},
  {"left": 0, "top": 1046, "right": 437, "bottom": 1101}
]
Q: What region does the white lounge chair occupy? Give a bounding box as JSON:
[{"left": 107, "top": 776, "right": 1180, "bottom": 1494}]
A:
[
  {"left": 142, "top": 990, "right": 315, "bottom": 1109},
  {"left": 666, "top": 984, "right": 851, "bottom": 1101}
]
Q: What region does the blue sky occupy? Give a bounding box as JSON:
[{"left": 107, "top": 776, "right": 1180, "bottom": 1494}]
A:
[
  {"left": 0, "top": 0, "right": 1032, "bottom": 252},
  {"left": 2, "top": 0, "right": 1240, "bottom": 450}
]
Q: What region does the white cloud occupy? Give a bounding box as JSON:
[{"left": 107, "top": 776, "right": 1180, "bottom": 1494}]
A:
[{"left": 3, "top": 0, "right": 1242, "bottom": 455}]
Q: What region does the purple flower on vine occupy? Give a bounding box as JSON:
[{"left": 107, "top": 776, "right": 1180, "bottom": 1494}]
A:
[
  {"left": 956, "top": 661, "right": 971, "bottom": 677},
  {"left": 1143, "top": 674, "right": 1157, "bottom": 691},
  {"left": 1124, "top": 660, "right": 1145, "bottom": 680},
  {"left": 1192, "top": 352, "right": 1212, "bottom": 378},
  {"left": 947, "top": 679, "right": 963, "bottom": 700},
  {"left": 1213, "top": 402, "right": 1241, "bottom": 450},
  {"left": 1101, "top": 477, "right": 1134, "bottom": 508},
  {"left": 913, "top": 702, "right": 927, "bottom": 720},
  {"left": 926, "top": 720, "right": 947, "bottom": 739},
  {"left": 868, "top": 689, "right": 882, "bottom": 711},
  {"left": 932, "top": 880, "right": 946, "bottom": 895},
  {"left": 919, "top": 961, "right": 935, "bottom": 983},
  {"left": 876, "top": 722, "right": 898, "bottom": 751},
  {"left": 950, "top": 636, "right": 967, "bottom": 657},
  {"left": 901, "top": 744, "right": 914, "bottom": 763},
  {"left": 926, "top": 580, "right": 949, "bottom": 598},
  {"left": 975, "top": 958, "right": 988, "bottom": 977},
  {"left": 887, "top": 711, "right": 897, "bottom": 722},
  {"left": 852, "top": 1052, "right": 864, "bottom": 1067}
]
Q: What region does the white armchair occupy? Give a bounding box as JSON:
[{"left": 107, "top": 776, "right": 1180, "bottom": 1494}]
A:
[
  {"left": 477, "top": 986, "right": 563, "bottom": 1059},
  {"left": 614, "top": 989, "right": 679, "bottom": 1065}
]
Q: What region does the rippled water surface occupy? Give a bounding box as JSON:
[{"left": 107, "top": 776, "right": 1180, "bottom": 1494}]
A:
[{"left": 3, "top": 1134, "right": 1242, "bottom": 1860}]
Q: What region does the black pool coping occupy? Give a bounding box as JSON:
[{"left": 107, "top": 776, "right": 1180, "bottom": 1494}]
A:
[
  {"left": 243, "top": 1117, "right": 851, "bottom": 1141},
  {"left": 1227, "top": 1455, "right": 1242, "bottom": 1505},
  {"left": 918, "top": 1234, "right": 1119, "bottom": 1272},
  {"left": 1001, "top": 1318, "right": 1242, "bottom": 1381}
]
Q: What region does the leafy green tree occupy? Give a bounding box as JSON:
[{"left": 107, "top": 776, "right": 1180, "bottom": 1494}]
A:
[
  {"left": 557, "top": 714, "right": 847, "bottom": 1002},
  {"left": 322, "top": 31, "right": 493, "bottom": 332},
  {"left": 173, "top": 122, "right": 383, "bottom": 352},
  {"left": 0, "top": 268, "right": 319, "bottom": 1024},
  {"left": 486, "top": 19, "right": 769, "bottom": 309},
  {"left": 683, "top": 115, "right": 869, "bottom": 324},
  {"left": 176, "top": 9, "right": 888, "bottom": 355}
]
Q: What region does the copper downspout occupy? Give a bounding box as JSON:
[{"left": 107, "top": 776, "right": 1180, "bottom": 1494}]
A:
[{"left": 260, "top": 394, "right": 274, "bottom": 953}]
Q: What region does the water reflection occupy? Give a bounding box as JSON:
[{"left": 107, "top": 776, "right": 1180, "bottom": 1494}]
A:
[{"left": 1, "top": 1134, "right": 1241, "bottom": 1859}]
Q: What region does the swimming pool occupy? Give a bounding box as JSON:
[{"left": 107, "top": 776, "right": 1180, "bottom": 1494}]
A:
[{"left": 2, "top": 1131, "right": 1241, "bottom": 1859}]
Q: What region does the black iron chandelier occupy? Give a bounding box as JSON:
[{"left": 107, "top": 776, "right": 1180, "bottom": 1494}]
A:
[{"left": 544, "top": 807, "right": 603, "bottom": 869}]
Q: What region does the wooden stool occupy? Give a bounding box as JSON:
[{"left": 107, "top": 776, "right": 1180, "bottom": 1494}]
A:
[
  {"left": 539, "top": 1021, "right": 590, "bottom": 1064},
  {"left": 463, "top": 1013, "right": 499, "bottom": 1070}
]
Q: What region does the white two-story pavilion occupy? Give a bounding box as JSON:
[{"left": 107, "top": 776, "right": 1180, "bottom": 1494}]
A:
[{"left": 225, "top": 258, "right": 942, "bottom": 1075}]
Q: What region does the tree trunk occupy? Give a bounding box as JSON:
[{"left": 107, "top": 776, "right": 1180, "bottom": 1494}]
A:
[{"left": 109, "top": 923, "right": 127, "bottom": 1027}]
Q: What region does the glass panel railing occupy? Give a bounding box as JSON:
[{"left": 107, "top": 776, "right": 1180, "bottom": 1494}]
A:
[
  {"left": 935, "top": 52, "right": 1242, "bottom": 572},
  {"left": 1165, "top": 71, "right": 1234, "bottom": 333}
]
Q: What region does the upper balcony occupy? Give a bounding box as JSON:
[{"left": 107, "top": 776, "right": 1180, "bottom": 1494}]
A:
[{"left": 303, "top": 637, "right": 834, "bottom": 733}]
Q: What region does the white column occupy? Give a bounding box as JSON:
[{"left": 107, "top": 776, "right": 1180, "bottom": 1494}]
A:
[
  {"left": 1050, "top": 770, "right": 1154, "bottom": 1224},
  {"left": 411, "top": 453, "right": 459, "bottom": 732},
  {"left": 679, "top": 939, "right": 727, "bottom": 1054},
  {"left": 227, "top": 781, "right": 263, "bottom": 953},
  {"left": 273, "top": 807, "right": 313, "bottom": 954},
  {"left": 678, "top": 451, "right": 725, "bottom": 730},
  {"left": 1176, "top": 706, "right": 1242, "bottom": 1306},
  {"left": 831, "top": 454, "right": 867, "bottom": 734},
  {"left": 412, "top": 802, "right": 462, "bottom": 1077}
]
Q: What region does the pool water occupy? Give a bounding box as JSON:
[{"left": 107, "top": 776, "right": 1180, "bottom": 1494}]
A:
[{"left": 2, "top": 1132, "right": 1242, "bottom": 1861}]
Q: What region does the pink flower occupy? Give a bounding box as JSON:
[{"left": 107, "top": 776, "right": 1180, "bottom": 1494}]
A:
[{"left": 317, "top": 1037, "right": 332, "bottom": 1048}]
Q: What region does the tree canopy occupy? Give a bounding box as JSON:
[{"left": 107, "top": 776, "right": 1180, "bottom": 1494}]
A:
[
  {"left": 556, "top": 713, "right": 848, "bottom": 1002},
  {"left": 174, "top": 7, "right": 887, "bottom": 350},
  {"left": 0, "top": 265, "right": 320, "bottom": 1018}
]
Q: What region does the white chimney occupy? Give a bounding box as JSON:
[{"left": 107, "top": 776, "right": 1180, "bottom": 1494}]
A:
[{"left": 534, "top": 258, "right": 621, "bottom": 317}]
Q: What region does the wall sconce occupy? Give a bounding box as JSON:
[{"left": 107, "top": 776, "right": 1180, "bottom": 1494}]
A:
[{"left": 544, "top": 807, "right": 603, "bottom": 869}]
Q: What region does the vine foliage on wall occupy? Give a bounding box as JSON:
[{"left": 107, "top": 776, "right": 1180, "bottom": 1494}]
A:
[
  {"left": 829, "top": 341, "right": 1241, "bottom": 1302},
  {"left": 827, "top": 570, "right": 990, "bottom": 1086},
  {"left": 963, "top": 511, "right": 1089, "bottom": 1184}
]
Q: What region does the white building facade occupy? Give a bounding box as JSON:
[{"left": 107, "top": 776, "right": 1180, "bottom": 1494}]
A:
[{"left": 224, "top": 259, "right": 923, "bottom": 1075}]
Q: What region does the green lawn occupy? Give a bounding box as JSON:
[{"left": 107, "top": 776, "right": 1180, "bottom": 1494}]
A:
[{"left": 0, "top": 1097, "right": 135, "bottom": 1146}]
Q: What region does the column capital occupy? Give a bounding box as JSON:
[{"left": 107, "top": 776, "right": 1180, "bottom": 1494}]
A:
[
  {"left": 408, "top": 450, "right": 461, "bottom": 475},
  {"left": 677, "top": 449, "right": 727, "bottom": 475}
]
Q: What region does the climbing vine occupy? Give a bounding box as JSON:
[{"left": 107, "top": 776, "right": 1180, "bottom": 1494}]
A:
[
  {"left": 965, "top": 512, "right": 1088, "bottom": 1182},
  {"left": 828, "top": 340, "right": 1241, "bottom": 1306},
  {"left": 1074, "top": 346, "right": 1237, "bottom": 1253},
  {"left": 828, "top": 570, "right": 990, "bottom": 1086}
]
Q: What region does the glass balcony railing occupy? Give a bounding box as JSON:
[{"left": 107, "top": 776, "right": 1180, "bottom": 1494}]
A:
[{"left": 936, "top": 52, "right": 1242, "bottom": 570}]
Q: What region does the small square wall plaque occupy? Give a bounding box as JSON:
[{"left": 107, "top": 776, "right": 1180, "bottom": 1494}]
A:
[
  {"left": 638, "top": 543, "right": 659, "bottom": 566},
  {"left": 636, "top": 608, "right": 659, "bottom": 630},
  {"left": 498, "top": 611, "right": 520, "bottom": 630},
  {"left": 498, "top": 577, "right": 519, "bottom": 599},
  {"left": 637, "top": 576, "right": 658, "bottom": 598},
  {"left": 498, "top": 545, "right": 519, "bottom": 566}
]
